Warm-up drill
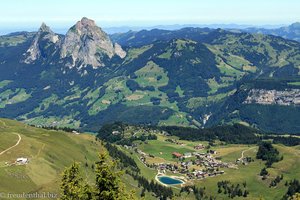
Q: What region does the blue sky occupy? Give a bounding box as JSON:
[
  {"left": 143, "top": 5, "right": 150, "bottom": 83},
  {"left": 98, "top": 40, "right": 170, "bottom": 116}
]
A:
[{"left": 1, "top": 0, "right": 300, "bottom": 30}]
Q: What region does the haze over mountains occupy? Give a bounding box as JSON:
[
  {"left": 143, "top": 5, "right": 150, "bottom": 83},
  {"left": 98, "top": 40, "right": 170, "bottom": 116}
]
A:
[
  {"left": 0, "top": 17, "right": 300, "bottom": 133},
  {"left": 0, "top": 22, "right": 295, "bottom": 35}
]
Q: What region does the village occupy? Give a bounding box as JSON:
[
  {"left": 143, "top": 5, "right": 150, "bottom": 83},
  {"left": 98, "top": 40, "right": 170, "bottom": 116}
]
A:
[
  {"left": 125, "top": 139, "right": 238, "bottom": 182},
  {"left": 105, "top": 125, "right": 257, "bottom": 187}
]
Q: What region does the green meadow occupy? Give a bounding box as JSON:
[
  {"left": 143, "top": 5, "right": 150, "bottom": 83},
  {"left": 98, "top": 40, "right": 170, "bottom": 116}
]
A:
[{"left": 0, "top": 118, "right": 103, "bottom": 197}]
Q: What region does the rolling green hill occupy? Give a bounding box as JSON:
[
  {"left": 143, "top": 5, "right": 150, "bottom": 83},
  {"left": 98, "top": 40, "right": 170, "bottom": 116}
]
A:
[{"left": 0, "top": 118, "right": 103, "bottom": 197}]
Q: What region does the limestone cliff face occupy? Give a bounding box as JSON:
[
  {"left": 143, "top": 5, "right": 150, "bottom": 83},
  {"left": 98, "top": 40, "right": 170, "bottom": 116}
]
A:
[
  {"left": 23, "top": 23, "right": 60, "bottom": 64},
  {"left": 244, "top": 89, "right": 300, "bottom": 106},
  {"left": 60, "top": 17, "right": 126, "bottom": 69}
]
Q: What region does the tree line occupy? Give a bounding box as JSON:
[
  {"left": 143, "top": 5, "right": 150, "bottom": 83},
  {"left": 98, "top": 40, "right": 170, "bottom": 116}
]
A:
[
  {"left": 260, "top": 135, "right": 300, "bottom": 146},
  {"left": 30, "top": 124, "right": 79, "bottom": 133},
  {"left": 104, "top": 142, "right": 139, "bottom": 172},
  {"left": 97, "top": 121, "right": 300, "bottom": 147},
  {"left": 159, "top": 124, "right": 259, "bottom": 144}
]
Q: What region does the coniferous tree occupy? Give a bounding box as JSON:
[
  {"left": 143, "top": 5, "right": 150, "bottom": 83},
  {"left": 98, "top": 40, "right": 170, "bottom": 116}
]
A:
[
  {"left": 60, "top": 154, "right": 136, "bottom": 200},
  {"left": 60, "top": 163, "right": 92, "bottom": 200},
  {"left": 94, "top": 153, "right": 133, "bottom": 200}
]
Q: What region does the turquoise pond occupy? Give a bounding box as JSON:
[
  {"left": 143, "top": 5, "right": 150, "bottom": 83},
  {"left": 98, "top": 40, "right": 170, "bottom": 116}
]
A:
[{"left": 158, "top": 176, "right": 183, "bottom": 185}]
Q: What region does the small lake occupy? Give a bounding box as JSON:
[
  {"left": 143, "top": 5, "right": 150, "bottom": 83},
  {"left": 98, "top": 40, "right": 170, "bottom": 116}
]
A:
[{"left": 158, "top": 176, "right": 183, "bottom": 185}]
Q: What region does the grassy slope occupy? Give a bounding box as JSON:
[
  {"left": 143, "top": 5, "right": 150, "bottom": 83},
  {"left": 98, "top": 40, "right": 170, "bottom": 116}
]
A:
[
  {"left": 0, "top": 118, "right": 104, "bottom": 196},
  {"left": 0, "top": 118, "right": 153, "bottom": 200}
]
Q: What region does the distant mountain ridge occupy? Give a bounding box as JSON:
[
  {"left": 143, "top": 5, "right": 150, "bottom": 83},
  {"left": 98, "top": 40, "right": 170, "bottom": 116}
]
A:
[
  {"left": 109, "top": 22, "right": 300, "bottom": 43},
  {"left": 237, "top": 22, "right": 300, "bottom": 42},
  {"left": 0, "top": 17, "right": 299, "bottom": 133}
]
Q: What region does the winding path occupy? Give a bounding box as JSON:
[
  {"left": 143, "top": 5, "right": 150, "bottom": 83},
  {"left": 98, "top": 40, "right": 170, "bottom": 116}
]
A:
[
  {"left": 239, "top": 147, "right": 256, "bottom": 160},
  {"left": 0, "top": 133, "right": 22, "bottom": 156}
]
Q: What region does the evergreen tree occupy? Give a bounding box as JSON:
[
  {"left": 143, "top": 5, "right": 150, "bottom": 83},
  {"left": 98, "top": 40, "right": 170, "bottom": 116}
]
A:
[
  {"left": 218, "top": 187, "right": 222, "bottom": 193},
  {"left": 260, "top": 168, "right": 269, "bottom": 176},
  {"left": 243, "top": 190, "right": 249, "bottom": 197},
  {"left": 94, "top": 153, "right": 133, "bottom": 200},
  {"left": 60, "top": 163, "right": 92, "bottom": 200},
  {"left": 60, "top": 154, "right": 136, "bottom": 200},
  {"left": 141, "top": 188, "right": 146, "bottom": 197}
]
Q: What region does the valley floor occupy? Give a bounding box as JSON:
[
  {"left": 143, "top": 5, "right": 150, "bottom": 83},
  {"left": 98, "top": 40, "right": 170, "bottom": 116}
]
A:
[{"left": 116, "top": 133, "right": 300, "bottom": 200}]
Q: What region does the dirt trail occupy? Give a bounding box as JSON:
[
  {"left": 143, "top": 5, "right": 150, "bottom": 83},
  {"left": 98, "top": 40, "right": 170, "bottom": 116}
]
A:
[
  {"left": 239, "top": 147, "right": 256, "bottom": 160},
  {"left": 0, "top": 133, "right": 22, "bottom": 156}
]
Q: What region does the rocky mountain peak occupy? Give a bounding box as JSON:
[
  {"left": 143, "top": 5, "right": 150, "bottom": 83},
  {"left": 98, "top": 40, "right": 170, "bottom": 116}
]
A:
[
  {"left": 78, "top": 17, "right": 96, "bottom": 27},
  {"left": 23, "top": 23, "right": 60, "bottom": 64},
  {"left": 60, "top": 17, "right": 126, "bottom": 69},
  {"left": 39, "top": 22, "right": 52, "bottom": 33}
]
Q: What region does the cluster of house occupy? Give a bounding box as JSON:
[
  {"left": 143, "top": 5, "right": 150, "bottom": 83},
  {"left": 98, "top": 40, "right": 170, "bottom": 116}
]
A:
[
  {"left": 194, "top": 144, "right": 205, "bottom": 150},
  {"left": 193, "top": 152, "right": 228, "bottom": 168},
  {"left": 155, "top": 152, "right": 231, "bottom": 180},
  {"left": 244, "top": 89, "right": 300, "bottom": 106},
  {"left": 187, "top": 169, "right": 225, "bottom": 180},
  {"left": 132, "top": 145, "right": 236, "bottom": 181},
  {"left": 172, "top": 151, "right": 231, "bottom": 166}
]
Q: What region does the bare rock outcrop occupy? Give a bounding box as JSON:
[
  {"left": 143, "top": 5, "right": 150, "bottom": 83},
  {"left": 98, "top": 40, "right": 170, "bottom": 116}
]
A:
[
  {"left": 60, "top": 17, "right": 126, "bottom": 68},
  {"left": 23, "top": 23, "right": 60, "bottom": 64}
]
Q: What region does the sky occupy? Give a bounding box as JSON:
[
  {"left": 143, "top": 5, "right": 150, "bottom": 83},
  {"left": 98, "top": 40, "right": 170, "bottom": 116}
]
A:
[{"left": 1, "top": 0, "right": 300, "bottom": 33}]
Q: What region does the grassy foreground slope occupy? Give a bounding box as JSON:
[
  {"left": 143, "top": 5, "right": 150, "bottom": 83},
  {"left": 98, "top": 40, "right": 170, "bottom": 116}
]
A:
[{"left": 0, "top": 118, "right": 103, "bottom": 197}]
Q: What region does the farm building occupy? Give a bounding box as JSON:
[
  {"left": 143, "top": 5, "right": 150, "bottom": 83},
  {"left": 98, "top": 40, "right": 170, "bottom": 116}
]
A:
[
  {"left": 172, "top": 152, "right": 182, "bottom": 158},
  {"left": 16, "top": 157, "right": 28, "bottom": 165}
]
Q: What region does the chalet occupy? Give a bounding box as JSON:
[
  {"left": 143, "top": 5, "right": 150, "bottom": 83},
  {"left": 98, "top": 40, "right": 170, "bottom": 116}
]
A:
[
  {"left": 172, "top": 152, "right": 182, "bottom": 158},
  {"left": 183, "top": 152, "right": 192, "bottom": 158},
  {"left": 72, "top": 130, "right": 80, "bottom": 135},
  {"left": 16, "top": 157, "right": 28, "bottom": 165},
  {"left": 181, "top": 161, "right": 193, "bottom": 168}
]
